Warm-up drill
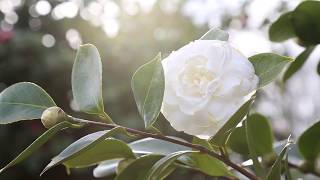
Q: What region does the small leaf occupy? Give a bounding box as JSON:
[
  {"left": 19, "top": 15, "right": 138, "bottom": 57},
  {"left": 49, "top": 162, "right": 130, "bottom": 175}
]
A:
[
  {"left": 0, "top": 121, "right": 78, "bottom": 173},
  {"left": 0, "top": 82, "right": 56, "bottom": 124},
  {"left": 129, "top": 137, "right": 191, "bottom": 155},
  {"left": 131, "top": 53, "right": 164, "bottom": 128},
  {"left": 292, "top": 1, "right": 320, "bottom": 45},
  {"left": 115, "top": 154, "right": 174, "bottom": 180},
  {"left": 283, "top": 47, "right": 314, "bottom": 82},
  {"left": 210, "top": 98, "right": 254, "bottom": 146},
  {"left": 145, "top": 151, "right": 193, "bottom": 180},
  {"left": 267, "top": 143, "right": 290, "bottom": 180},
  {"left": 72, "top": 44, "right": 112, "bottom": 122},
  {"left": 249, "top": 53, "right": 294, "bottom": 87},
  {"left": 93, "top": 159, "right": 120, "bottom": 178},
  {"left": 227, "top": 126, "right": 249, "bottom": 155},
  {"left": 269, "top": 12, "right": 296, "bottom": 42},
  {"left": 179, "top": 152, "right": 233, "bottom": 177},
  {"left": 298, "top": 121, "right": 320, "bottom": 163},
  {"left": 41, "top": 127, "right": 132, "bottom": 175},
  {"left": 200, "top": 28, "right": 229, "bottom": 41}
]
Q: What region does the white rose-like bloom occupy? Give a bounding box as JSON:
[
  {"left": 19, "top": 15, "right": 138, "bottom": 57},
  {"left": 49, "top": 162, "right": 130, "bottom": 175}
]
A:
[{"left": 161, "top": 40, "right": 259, "bottom": 139}]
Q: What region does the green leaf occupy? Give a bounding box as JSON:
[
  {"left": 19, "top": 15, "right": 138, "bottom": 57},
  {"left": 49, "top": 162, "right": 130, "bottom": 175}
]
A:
[
  {"left": 116, "top": 158, "right": 136, "bottom": 174},
  {"left": 210, "top": 98, "right": 254, "bottom": 146},
  {"left": 298, "top": 121, "right": 320, "bottom": 163},
  {"left": 179, "top": 152, "right": 233, "bottom": 177},
  {"left": 0, "top": 82, "right": 56, "bottom": 124},
  {"left": 283, "top": 47, "right": 315, "bottom": 82},
  {"left": 115, "top": 154, "right": 174, "bottom": 180},
  {"left": 71, "top": 44, "right": 111, "bottom": 122},
  {"left": 227, "top": 126, "right": 249, "bottom": 155},
  {"left": 284, "top": 153, "right": 293, "bottom": 180},
  {"left": 267, "top": 143, "right": 289, "bottom": 180},
  {"left": 0, "top": 121, "right": 78, "bottom": 173},
  {"left": 269, "top": 12, "right": 296, "bottom": 42},
  {"left": 129, "top": 137, "right": 191, "bottom": 155},
  {"left": 200, "top": 28, "right": 229, "bottom": 41},
  {"left": 249, "top": 53, "right": 294, "bottom": 88},
  {"left": 131, "top": 53, "right": 164, "bottom": 128},
  {"left": 292, "top": 1, "right": 320, "bottom": 45},
  {"left": 145, "top": 151, "right": 193, "bottom": 180},
  {"left": 245, "top": 118, "right": 265, "bottom": 177},
  {"left": 41, "top": 127, "right": 133, "bottom": 175},
  {"left": 192, "top": 137, "right": 215, "bottom": 151},
  {"left": 317, "top": 61, "right": 320, "bottom": 76}
]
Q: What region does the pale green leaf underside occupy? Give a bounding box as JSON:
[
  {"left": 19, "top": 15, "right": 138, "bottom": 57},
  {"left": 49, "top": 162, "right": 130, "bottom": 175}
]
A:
[
  {"left": 0, "top": 82, "right": 56, "bottom": 124},
  {"left": 200, "top": 28, "right": 229, "bottom": 41},
  {"left": 131, "top": 53, "right": 164, "bottom": 128},
  {"left": 72, "top": 44, "right": 105, "bottom": 115},
  {"left": 41, "top": 127, "right": 133, "bottom": 175}
]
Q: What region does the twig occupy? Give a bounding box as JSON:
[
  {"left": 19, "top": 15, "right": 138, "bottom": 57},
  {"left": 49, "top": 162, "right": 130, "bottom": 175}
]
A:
[
  {"left": 287, "top": 161, "right": 320, "bottom": 177},
  {"left": 71, "top": 117, "right": 259, "bottom": 180}
]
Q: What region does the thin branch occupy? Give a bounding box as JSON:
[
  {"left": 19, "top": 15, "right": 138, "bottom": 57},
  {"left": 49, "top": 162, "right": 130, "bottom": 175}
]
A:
[
  {"left": 287, "top": 161, "right": 320, "bottom": 177},
  {"left": 71, "top": 117, "right": 259, "bottom": 180}
]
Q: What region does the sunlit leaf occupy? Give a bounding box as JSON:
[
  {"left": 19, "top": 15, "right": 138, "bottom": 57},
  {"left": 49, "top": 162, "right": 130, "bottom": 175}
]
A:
[
  {"left": 0, "top": 82, "right": 56, "bottom": 124},
  {"left": 131, "top": 53, "right": 164, "bottom": 128},
  {"left": 249, "top": 53, "right": 294, "bottom": 87},
  {"left": 200, "top": 28, "right": 229, "bottom": 41},
  {"left": 0, "top": 122, "right": 79, "bottom": 173},
  {"left": 41, "top": 127, "right": 132, "bottom": 175},
  {"left": 72, "top": 44, "right": 112, "bottom": 123}
]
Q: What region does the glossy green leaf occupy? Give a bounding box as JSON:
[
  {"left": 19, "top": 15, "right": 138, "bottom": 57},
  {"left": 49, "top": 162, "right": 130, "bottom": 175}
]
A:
[
  {"left": 267, "top": 144, "right": 289, "bottom": 180},
  {"left": 269, "top": 12, "right": 296, "bottom": 42},
  {"left": 116, "top": 158, "right": 136, "bottom": 174},
  {"left": 146, "top": 151, "right": 193, "bottom": 180},
  {"left": 129, "top": 137, "right": 191, "bottom": 155},
  {"left": 115, "top": 154, "right": 174, "bottom": 180},
  {"left": 249, "top": 53, "right": 294, "bottom": 87},
  {"left": 292, "top": 1, "right": 320, "bottom": 45},
  {"left": 283, "top": 47, "right": 314, "bottom": 82},
  {"left": 0, "top": 82, "right": 56, "bottom": 124},
  {"left": 210, "top": 98, "right": 254, "bottom": 146},
  {"left": 131, "top": 53, "right": 164, "bottom": 128},
  {"left": 200, "top": 28, "right": 229, "bottom": 41},
  {"left": 298, "top": 121, "right": 320, "bottom": 163},
  {"left": 179, "top": 152, "right": 233, "bottom": 177},
  {"left": 72, "top": 44, "right": 111, "bottom": 122},
  {"left": 0, "top": 121, "right": 78, "bottom": 173},
  {"left": 41, "top": 127, "right": 132, "bottom": 175}
]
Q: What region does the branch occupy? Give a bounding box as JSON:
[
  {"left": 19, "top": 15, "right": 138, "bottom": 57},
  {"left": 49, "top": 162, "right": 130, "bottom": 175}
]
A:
[
  {"left": 71, "top": 117, "right": 259, "bottom": 180},
  {"left": 288, "top": 161, "right": 320, "bottom": 177}
]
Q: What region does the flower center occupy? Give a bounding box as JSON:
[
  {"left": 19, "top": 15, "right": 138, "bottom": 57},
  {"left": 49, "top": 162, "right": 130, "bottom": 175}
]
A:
[{"left": 178, "top": 55, "right": 217, "bottom": 97}]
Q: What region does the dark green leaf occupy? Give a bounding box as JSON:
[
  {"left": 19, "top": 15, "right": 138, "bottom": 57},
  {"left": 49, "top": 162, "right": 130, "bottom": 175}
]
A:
[
  {"left": 292, "top": 1, "right": 320, "bottom": 45},
  {"left": 179, "top": 152, "right": 233, "bottom": 177},
  {"left": 0, "top": 82, "right": 56, "bottom": 124},
  {"left": 283, "top": 47, "right": 314, "bottom": 82},
  {"left": 72, "top": 44, "right": 112, "bottom": 122},
  {"left": 131, "top": 53, "right": 164, "bottom": 128},
  {"left": 284, "top": 153, "right": 293, "bottom": 180},
  {"left": 298, "top": 121, "right": 320, "bottom": 163},
  {"left": 227, "top": 126, "right": 249, "bottom": 155},
  {"left": 200, "top": 28, "right": 229, "bottom": 41},
  {"left": 115, "top": 154, "right": 174, "bottom": 180},
  {"left": 267, "top": 143, "right": 289, "bottom": 180},
  {"left": 0, "top": 121, "right": 78, "bottom": 173},
  {"left": 129, "top": 137, "right": 191, "bottom": 155},
  {"left": 249, "top": 53, "right": 293, "bottom": 87},
  {"left": 41, "top": 127, "right": 133, "bottom": 175},
  {"left": 210, "top": 98, "right": 254, "bottom": 146},
  {"left": 269, "top": 12, "right": 296, "bottom": 42},
  {"left": 317, "top": 60, "right": 320, "bottom": 76}
]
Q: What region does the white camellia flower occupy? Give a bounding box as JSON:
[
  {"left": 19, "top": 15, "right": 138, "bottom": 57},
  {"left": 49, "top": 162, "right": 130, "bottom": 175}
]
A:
[{"left": 161, "top": 40, "right": 259, "bottom": 139}]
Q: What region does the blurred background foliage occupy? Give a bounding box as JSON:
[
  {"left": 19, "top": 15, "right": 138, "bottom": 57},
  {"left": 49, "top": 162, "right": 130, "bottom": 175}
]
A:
[{"left": 0, "top": 0, "right": 319, "bottom": 179}]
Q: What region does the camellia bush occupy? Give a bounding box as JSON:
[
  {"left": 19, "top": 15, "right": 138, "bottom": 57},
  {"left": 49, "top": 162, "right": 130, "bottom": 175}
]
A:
[{"left": 1, "top": 1, "right": 320, "bottom": 179}]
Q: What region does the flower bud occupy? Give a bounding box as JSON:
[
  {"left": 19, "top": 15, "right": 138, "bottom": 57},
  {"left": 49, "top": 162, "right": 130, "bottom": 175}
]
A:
[{"left": 41, "top": 106, "right": 69, "bottom": 129}]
